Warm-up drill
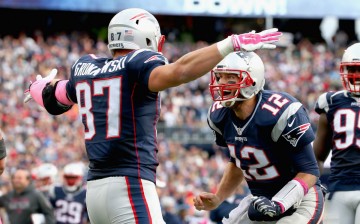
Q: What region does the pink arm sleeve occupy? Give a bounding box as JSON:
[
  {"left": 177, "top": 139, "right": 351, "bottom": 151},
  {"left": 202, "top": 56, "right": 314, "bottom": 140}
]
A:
[
  {"left": 55, "top": 80, "right": 74, "bottom": 106},
  {"left": 30, "top": 79, "right": 74, "bottom": 107}
]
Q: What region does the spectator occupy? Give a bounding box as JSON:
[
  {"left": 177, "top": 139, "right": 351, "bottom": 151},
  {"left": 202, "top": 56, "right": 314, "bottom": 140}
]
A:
[
  {"left": 0, "top": 168, "right": 56, "bottom": 224},
  {"left": 162, "top": 196, "right": 182, "bottom": 224}
]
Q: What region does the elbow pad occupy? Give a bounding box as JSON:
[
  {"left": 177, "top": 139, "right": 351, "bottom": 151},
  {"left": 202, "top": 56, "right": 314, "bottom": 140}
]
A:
[{"left": 43, "top": 81, "right": 72, "bottom": 115}]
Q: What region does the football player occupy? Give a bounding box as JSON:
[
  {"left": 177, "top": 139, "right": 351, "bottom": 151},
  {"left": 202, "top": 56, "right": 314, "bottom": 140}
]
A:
[
  {"left": 193, "top": 52, "right": 324, "bottom": 223},
  {"left": 313, "top": 42, "right": 360, "bottom": 224},
  {"left": 32, "top": 163, "right": 59, "bottom": 197},
  {"left": 24, "top": 7, "right": 282, "bottom": 224},
  {"left": 49, "top": 162, "right": 88, "bottom": 224}
]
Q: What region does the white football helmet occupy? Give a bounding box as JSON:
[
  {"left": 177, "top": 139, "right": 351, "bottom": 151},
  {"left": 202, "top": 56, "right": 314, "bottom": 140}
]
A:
[
  {"left": 340, "top": 43, "right": 360, "bottom": 95},
  {"left": 32, "top": 163, "right": 58, "bottom": 192},
  {"left": 209, "top": 52, "right": 265, "bottom": 107},
  {"left": 63, "top": 162, "right": 85, "bottom": 192},
  {"left": 107, "top": 8, "right": 165, "bottom": 55}
]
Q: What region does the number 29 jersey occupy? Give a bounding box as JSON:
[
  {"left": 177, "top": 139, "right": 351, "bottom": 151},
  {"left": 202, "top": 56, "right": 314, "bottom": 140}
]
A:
[
  {"left": 208, "top": 90, "right": 319, "bottom": 198},
  {"left": 49, "top": 186, "right": 87, "bottom": 224}
]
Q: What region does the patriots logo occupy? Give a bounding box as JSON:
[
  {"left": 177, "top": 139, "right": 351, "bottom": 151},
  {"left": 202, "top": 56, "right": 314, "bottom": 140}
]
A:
[
  {"left": 282, "top": 123, "right": 311, "bottom": 147},
  {"left": 144, "top": 55, "right": 166, "bottom": 63}
]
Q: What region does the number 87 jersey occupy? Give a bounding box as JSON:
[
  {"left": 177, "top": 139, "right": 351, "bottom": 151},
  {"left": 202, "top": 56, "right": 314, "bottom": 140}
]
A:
[
  {"left": 208, "top": 90, "right": 319, "bottom": 198},
  {"left": 65, "top": 50, "right": 168, "bottom": 182}
]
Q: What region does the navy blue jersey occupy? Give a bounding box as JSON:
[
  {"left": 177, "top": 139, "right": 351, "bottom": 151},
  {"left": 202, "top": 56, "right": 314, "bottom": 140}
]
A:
[
  {"left": 208, "top": 90, "right": 319, "bottom": 198},
  {"left": 49, "top": 186, "right": 87, "bottom": 224},
  {"left": 65, "top": 50, "right": 167, "bottom": 182},
  {"left": 315, "top": 90, "right": 360, "bottom": 192}
]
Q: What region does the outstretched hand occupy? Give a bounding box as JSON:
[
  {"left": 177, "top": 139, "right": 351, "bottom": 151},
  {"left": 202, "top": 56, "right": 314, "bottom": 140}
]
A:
[
  {"left": 193, "top": 192, "right": 221, "bottom": 211},
  {"left": 217, "top": 28, "right": 282, "bottom": 57},
  {"left": 232, "top": 28, "right": 283, "bottom": 51},
  {"left": 24, "top": 69, "right": 58, "bottom": 103}
]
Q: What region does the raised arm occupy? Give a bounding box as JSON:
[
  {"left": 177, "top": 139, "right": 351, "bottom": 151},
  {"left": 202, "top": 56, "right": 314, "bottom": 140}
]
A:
[{"left": 148, "top": 29, "right": 282, "bottom": 92}]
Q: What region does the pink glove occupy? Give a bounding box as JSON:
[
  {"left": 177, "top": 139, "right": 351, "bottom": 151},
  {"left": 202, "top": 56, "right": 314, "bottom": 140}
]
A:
[
  {"left": 217, "top": 28, "right": 282, "bottom": 57},
  {"left": 24, "top": 69, "right": 58, "bottom": 104}
]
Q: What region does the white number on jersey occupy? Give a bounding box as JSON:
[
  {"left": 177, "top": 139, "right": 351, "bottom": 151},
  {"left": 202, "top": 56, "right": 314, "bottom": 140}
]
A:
[
  {"left": 228, "top": 145, "right": 279, "bottom": 180},
  {"left": 55, "top": 200, "right": 83, "bottom": 224},
  {"left": 76, "top": 77, "right": 122, "bottom": 140},
  {"left": 333, "top": 109, "right": 360, "bottom": 149}
]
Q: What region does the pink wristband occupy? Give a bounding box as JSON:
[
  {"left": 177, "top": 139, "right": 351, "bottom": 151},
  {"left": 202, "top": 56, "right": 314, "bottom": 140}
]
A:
[
  {"left": 294, "top": 178, "right": 309, "bottom": 194},
  {"left": 275, "top": 201, "right": 285, "bottom": 213},
  {"left": 55, "top": 80, "right": 74, "bottom": 106}
]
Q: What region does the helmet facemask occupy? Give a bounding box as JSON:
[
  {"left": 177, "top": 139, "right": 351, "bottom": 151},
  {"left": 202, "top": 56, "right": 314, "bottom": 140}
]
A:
[
  {"left": 63, "top": 175, "right": 83, "bottom": 192},
  {"left": 62, "top": 163, "right": 85, "bottom": 192},
  {"left": 210, "top": 69, "right": 255, "bottom": 107},
  {"left": 340, "top": 62, "right": 360, "bottom": 95}
]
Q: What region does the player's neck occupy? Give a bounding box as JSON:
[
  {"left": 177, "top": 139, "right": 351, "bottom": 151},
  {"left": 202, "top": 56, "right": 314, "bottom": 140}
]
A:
[
  {"left": 113, "top": 49, "right": 133, "bottom": 58},
  {"left": 232, "top": 96, "right": 257, "bottom": 121}
]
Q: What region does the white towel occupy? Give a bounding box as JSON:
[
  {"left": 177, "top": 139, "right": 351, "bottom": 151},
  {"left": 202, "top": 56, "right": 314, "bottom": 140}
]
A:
[{"left": 222, "top": 194, "right": 254, "bottom": 224}]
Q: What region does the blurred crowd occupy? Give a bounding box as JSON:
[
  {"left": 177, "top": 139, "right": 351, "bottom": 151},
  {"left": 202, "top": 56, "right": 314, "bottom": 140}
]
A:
[{"left": 0, "top": 29, "right": 354, "bottom": 223}]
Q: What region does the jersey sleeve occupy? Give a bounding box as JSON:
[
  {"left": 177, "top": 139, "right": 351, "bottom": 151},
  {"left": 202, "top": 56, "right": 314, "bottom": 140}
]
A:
[
  {"left": 314, "top": 92, "right": 332, "bottom": 114},
  {"left": 66, "top": 79, "right": 77, "bottom": 103},
  {"left": 126, "top": 49, "right": 168, "bottom": 89},
  {"left": 207, "top": 106, "right": 228, "bottom": 147},
  {"left": 271, "top": 101, "right": 315, "bottom": 149},
  {"left": 66, "top": 56, "right": 89, "bottom": 103}
]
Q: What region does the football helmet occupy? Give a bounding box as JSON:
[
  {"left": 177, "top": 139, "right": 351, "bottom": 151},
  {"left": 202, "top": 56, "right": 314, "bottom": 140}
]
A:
[
  {"left": 340, "top": 43, "right": 360, "bottom": 95},
  {"left": 63, "top": 162, "right": 85, "bottom": 192},
  {"left": 107, "top": 8, "right": 165, "bottom": 55},
  {"left": 209, "top": 51, "right": 265, "bottom": 107},
  {"left": 32, "top": 163, "right": 58, "bottom": 192}
]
